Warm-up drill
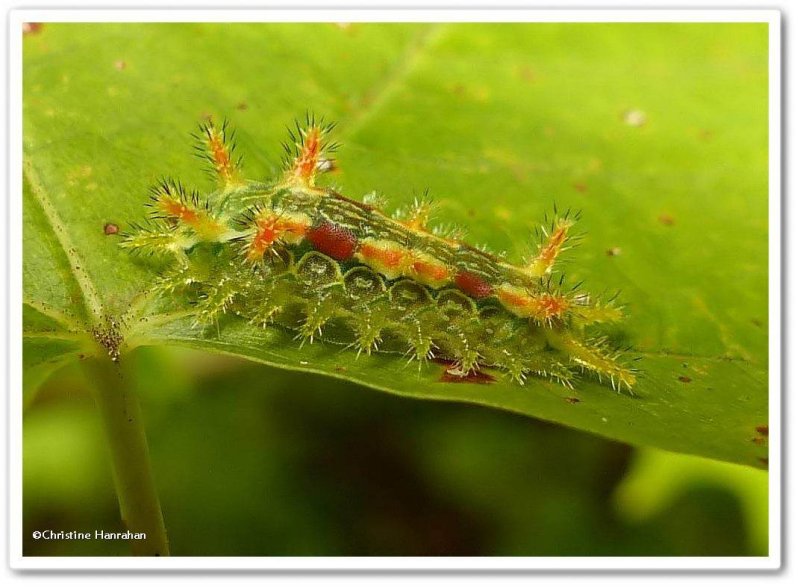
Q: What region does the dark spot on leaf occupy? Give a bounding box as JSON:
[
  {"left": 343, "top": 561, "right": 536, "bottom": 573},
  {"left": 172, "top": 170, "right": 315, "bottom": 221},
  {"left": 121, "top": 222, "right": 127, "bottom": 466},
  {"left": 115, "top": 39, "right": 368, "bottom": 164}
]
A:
[
  {"left": 758, "top": 457, "right": 768, "bottom": 467},
  {"left": 114, "top": 60, "right": 126, "bottom": 71},
  {"left": 565, "top": 396, "right": 581, "bottom": 404},
  {"left": 236, "top": 101, "right": 248, "bottom": 110},
  {"left": 682, "top": 362, "right": 689, "bottom": 368},
  {"left": 678, "top": 375, "right": 692, "bottom": 383},
  {"left": 573, "top": 181, "right": 588, "bottom": 193},
  {"left": 517, "top": 65, "right": 536, "bottom": 82},
  {"left": 103, "top": 222, "right": 119, "bottom": 235},
  {"left": 698, "top": 129, "right": 714, "bottom": 141},
  {"left": 440, "top": 369, "right": 496, "bottom": 385},
  {"left": 452, "top": 84, "right": 466, "bottom": 96},
  {"left": 751, "top": 318, "right": 762, "bottom": 327},
  {"left": 751, "top": 436, "right": 765, "bottom": 446},
  {"left": 434, "top": 359, "right": 495, "bottom": 385},
  {"left": 606, "top": 246, "right": 621, "bottom": 257},
  {"left": 755, "top": 425, "right": 768, "bottom": 436},
  {"left": 334, "top": 366, "right": 347, "bottom": 373},
  {"left": 658, "top": 213, "right": 675, "bottom": 226},
  {"left": 23, "top": 23, "right": 43, "bottom": 35}
]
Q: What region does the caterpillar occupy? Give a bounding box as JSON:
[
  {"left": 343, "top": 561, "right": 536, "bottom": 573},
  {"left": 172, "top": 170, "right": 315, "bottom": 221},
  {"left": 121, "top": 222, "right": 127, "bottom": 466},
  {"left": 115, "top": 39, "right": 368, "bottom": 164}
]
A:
[{"left": 121, "top": 114, "right": 637, "bottom": 392}]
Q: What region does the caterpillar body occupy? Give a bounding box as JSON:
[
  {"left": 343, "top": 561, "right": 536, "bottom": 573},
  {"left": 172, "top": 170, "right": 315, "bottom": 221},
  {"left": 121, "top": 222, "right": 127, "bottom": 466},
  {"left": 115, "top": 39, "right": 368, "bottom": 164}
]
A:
[{"left": 122, "top": 115, "right": 636, "bottom": 391}]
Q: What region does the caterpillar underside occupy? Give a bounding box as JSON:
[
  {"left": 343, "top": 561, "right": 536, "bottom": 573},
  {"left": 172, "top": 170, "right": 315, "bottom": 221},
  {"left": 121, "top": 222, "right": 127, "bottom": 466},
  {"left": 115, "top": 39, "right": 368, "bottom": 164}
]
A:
[{"left": 122, "top": 115, "right": 637, "bottom": 391}]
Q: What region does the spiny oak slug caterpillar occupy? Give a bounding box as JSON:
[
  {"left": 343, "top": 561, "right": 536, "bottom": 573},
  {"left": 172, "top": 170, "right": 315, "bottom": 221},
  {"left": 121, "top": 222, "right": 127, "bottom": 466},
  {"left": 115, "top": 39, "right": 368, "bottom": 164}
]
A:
[{"left": 122, "top": 114, "right": 637, "bottom": 391}]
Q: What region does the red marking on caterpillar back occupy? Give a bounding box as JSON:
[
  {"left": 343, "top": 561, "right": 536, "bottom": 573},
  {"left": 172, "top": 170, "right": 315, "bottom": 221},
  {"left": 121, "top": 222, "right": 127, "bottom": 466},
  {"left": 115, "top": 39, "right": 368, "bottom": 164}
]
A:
[
  {"left": 307, "top": 221, "right": 358, "bottom": 261},
  {"left": 455, "top": 270, "right": 494, "bottom": 299}
]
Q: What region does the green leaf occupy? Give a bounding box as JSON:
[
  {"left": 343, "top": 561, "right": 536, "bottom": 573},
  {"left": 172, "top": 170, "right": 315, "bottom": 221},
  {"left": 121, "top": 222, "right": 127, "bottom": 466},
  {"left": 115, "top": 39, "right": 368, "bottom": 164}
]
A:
[{"left": 23, "top": 22, "right": 769, "bottom": 468}]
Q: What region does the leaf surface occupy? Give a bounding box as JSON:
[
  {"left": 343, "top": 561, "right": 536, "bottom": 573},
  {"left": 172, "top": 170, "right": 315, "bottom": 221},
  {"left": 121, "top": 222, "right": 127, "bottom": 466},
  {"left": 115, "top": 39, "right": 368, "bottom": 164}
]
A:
[{"left": 23, "top": 22, "right": 769, "bottom": 467}]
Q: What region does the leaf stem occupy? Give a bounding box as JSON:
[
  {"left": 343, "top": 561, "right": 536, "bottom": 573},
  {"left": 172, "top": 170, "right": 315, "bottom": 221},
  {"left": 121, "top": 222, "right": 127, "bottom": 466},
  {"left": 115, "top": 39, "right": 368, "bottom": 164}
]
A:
[{"left": 83, "top": 356, "right": 169, "bottom": 556}]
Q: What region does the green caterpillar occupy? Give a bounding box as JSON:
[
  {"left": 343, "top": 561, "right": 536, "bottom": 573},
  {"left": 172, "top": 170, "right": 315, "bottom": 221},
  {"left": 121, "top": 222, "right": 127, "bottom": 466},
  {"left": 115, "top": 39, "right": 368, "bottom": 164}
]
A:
[{"left": 122, "top": 115, "right": 636, "bottom": 391}]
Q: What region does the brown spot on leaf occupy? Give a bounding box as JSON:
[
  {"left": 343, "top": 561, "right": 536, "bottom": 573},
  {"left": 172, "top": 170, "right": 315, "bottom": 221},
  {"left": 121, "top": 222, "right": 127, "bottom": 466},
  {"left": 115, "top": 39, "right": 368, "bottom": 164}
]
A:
[
  {"left": 751, "top": 318, "right": 762, "bottom": 327},
  {"left": 606, "top": 246, "right": 621, "bottom": 257},
  {"left": 758, "top": 457, "right": 768, "bottom": 467},
  {"left": 517, "top": 65, "right": 536, "bottom": 82},
  {"left": 678, "top": 375, "right": 692, "bottom": 383},
  {"left": 751, "top": 437, "right": 765, "bottom": 446},
  {"left": 698, "top": 129, "right": 714, "bottom": 141},
  {"left": 23, "top": 23, "right": 43, "bottom": 35},
  {"left": 755, "top": 425, "right": 768, "bottom": 436},
  {"left": 114, "top": 60, "right": 126, "bottom": 71},
  {"left": 103, "top": 222, "right": 119, "bottom": 235},
  {"left": 434, "top": 359, "right": 496, "bottom": 385},
  {"left": 573, "top": 181, "right": 588, "bottom": 193},
  {"left": 440, "top": 369, "right": 496, "bottom": 385},
  {"left": 565, "top": 397, "right": 581, "bottom": 404},
  {"left": 658, "top": 213, "right": 675, "bottom": 226},
  {"left": 236, "top": 101, "right": 248, "bottom": 110}
]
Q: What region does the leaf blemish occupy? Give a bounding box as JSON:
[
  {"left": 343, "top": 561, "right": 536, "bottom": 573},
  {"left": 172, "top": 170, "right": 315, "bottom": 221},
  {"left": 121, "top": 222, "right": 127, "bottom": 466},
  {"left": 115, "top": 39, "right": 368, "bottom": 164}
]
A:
[
  {"left": 438, "top": 361, "right": 496, "bottom": 385},
  {"left": 104, "top": 222, "right": 120, "bottom": 235},
  {"left": 658, "top": 213, "right": 676, "bottom": 226},
  {"left": 678, "top": 375, "right": 692, "bottom": 383}
]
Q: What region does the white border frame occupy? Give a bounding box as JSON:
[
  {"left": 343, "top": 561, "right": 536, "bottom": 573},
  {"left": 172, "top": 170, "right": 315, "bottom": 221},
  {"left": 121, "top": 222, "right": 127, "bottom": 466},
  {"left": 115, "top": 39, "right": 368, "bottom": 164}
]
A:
[{"left": 7, "top": 8, "right": 782, "bottom": 571}]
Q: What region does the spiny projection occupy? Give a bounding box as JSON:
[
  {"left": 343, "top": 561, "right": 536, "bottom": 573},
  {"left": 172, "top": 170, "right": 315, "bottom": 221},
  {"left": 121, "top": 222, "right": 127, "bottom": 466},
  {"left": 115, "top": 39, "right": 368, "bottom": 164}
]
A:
[{"left": 122, "top": 114, "right": 637, "bottom": 391}]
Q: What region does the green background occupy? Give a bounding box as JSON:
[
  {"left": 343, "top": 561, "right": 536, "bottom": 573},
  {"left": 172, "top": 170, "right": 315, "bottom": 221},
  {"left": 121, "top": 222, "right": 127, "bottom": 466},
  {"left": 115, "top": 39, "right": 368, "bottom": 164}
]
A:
[{"left": 23, "top": 22, "right": 769, "bottom": 556}]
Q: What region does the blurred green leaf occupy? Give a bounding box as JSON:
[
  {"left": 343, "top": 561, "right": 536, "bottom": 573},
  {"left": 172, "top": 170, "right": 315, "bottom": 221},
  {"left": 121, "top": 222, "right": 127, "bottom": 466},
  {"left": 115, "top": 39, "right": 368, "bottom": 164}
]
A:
[
  {"left": 23, "top": 23, "right": 768, "bottom": 467},
  {"left": 613, "top": 448, "right": 769, "bottom": 555}
]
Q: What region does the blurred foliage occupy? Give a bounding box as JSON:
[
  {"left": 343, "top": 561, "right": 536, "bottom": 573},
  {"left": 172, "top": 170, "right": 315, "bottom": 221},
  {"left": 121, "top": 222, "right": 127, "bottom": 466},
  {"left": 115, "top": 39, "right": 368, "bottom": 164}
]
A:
[{"left": 24, "top": 347, "right": 766, "bottom": 556}]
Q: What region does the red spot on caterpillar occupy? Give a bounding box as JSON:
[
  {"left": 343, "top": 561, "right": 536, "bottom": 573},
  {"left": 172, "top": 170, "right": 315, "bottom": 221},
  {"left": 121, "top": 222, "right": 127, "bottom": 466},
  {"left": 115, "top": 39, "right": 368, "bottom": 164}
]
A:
[
  {"left": 455, "top": 270, "right": 494, "bottom": 299},
  {"left": 307, "top": 221, "right": 358, "bottom": 261}
]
